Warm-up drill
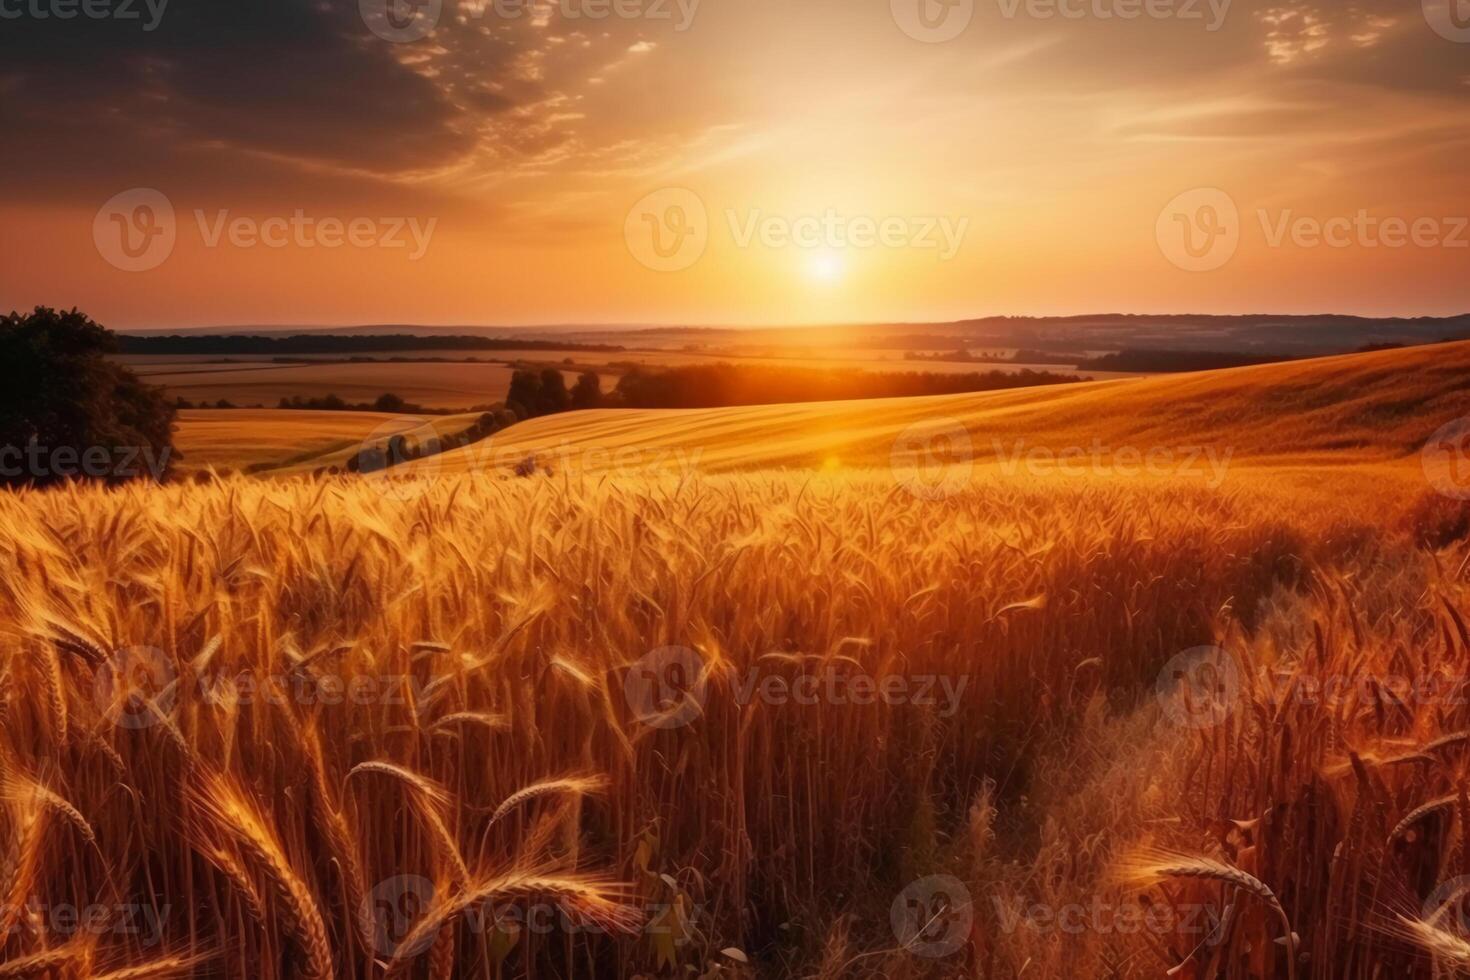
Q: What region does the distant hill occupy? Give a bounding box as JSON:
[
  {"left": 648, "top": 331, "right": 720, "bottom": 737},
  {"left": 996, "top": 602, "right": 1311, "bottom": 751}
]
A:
[
  {"left": 118, "top": 334, "right": 623, "bottom": 355},
  {"left": 118, "top": 314, "right": 1470, "bottom": 359}
]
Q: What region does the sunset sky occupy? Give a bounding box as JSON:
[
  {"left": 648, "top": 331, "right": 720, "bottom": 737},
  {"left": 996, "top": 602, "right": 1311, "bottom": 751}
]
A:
[{"left": 1, "top": 0, "right": 1467, "bottom": 329}]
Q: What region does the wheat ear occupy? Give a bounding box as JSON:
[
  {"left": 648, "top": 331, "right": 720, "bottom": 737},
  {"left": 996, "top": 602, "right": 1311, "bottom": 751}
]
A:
[
  {"left": 1118, "top": 849, "right": 1297, "bottom": 980},
  {"left": 188, "top": 773, "right": 334, "bottom": 980},
  {"left": 385, "top": 869, "right": 641, "bottom": 976},
  {"left": 490, "top": 773, "right": 611, "bottom": 826}
]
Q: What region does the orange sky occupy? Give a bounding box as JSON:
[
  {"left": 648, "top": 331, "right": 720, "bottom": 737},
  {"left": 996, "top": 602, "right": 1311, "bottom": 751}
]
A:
[{"left": 1, "top": 0, "right": 1467, "bottom": 329}]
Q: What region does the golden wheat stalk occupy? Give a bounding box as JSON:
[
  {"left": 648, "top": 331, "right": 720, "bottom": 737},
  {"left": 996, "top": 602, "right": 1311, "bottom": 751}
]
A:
[
  {"left": 490, "top": 774, "right": 611, "bottom": 826},
  {"left": 187, "top": 772, "right": 333, "bottom": 980},
  {"left": 1396, "top": 915, "right": 1470, "bottom": 967},
  {"left": 347, "top": 760, "right": 451, "bottom": 811},
  {"left": 1117, "top": 849, "right": 1297, "bottom": 980},
  {"left": 1390, "top": 795, "right": 1458, "bottom": 842},
  {"left": 384, "top": 868, "right": 641, "bottom": 976},
  {"left": 93, "top": 955, "right": 201, "bottom": 980},
  {"left": 0, "top": 799, "right": 45, "bottom": 941}
]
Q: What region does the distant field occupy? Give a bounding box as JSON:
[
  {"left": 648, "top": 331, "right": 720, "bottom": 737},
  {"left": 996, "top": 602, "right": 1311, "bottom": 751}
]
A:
[
  {"left": 118, "top": 347, "right": 1132, "bottom": 409},
  {"left": 172, "top": 409, "right": 479, "bottom": 474},
  {"left": 128, "top": 360, "right": 547, "bottom": 410}
]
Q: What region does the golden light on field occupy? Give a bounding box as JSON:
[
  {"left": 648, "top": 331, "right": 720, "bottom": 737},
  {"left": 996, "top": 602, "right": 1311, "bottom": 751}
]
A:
[{"left": 6, "top": 343, "right": 1470, "bottom": 977}]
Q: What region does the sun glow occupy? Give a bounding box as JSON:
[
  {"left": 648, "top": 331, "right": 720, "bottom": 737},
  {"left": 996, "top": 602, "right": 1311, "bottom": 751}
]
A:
[{"left": 805, "top": 249, "right": 847, "bottom": 284}]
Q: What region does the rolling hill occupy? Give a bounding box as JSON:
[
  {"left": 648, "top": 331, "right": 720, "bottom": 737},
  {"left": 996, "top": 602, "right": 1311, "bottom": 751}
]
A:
[{"left": 413, "top": 340, "right": 1470, "bottom": 481}]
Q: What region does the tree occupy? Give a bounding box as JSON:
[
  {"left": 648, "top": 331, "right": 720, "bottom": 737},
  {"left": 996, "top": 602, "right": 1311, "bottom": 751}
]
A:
[
  {"left": 537, "top": 369, "right": 570, "bottom": 415},
  {"left": 506, "top": 370, "right": 542, "bottom": 420},
  {"left": 0, "top": 307, "right": 175, "bottom": 488},
  {"left": 570, "top": 371, "right": 603, "bottom": 410},
  {"left": 373, "top": 392, "right": 407, "bottom": 414}
]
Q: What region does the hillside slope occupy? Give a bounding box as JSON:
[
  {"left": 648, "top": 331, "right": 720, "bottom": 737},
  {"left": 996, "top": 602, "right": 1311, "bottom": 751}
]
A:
[
  {"left": 419, "top": 341, "right": 1470, "bottom": 478},
  {"left": 174, "top": 410, "right": 481, "bottom": 475}
]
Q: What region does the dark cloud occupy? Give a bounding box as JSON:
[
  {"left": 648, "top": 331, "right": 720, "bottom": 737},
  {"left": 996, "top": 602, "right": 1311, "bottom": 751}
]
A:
[{"left": 0, "top": 0, "right": 488, "bottom": 200}]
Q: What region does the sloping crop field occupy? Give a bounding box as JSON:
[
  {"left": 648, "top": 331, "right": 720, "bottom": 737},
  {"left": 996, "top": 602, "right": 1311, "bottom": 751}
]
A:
[{"left": 418, "top": 342, "right": 1470, "bottom": 479}]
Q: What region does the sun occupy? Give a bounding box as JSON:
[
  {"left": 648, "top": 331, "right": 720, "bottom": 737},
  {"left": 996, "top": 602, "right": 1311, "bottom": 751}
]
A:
[{"left": 804, "top": 249, "right": 847, "bottom": 284}]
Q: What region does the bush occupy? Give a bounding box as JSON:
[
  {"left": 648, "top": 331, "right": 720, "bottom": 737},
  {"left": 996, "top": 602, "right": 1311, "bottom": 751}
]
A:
[{"left": 0, "top": 307, "right": 176, "bottom": 488}]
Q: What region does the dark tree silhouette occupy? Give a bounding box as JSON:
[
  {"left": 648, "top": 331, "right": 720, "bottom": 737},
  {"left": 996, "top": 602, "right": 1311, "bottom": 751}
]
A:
[
  {"left": 0, "top": 307, "right": 176, "bottom": 488},
  {"left": 537, "top": 369, "right": 569, "bottom": 415},
  {"left": 570, "top": 371, "right": 604, "bottom": 410},
  {"left": 506, "top": 370, "right": 542, "bottom": 420}
]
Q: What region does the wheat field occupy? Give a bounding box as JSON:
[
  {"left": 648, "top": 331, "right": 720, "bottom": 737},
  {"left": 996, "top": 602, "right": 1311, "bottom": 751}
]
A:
[{"left": 3, "top": 345, "right": 1470, "bottom": 978}]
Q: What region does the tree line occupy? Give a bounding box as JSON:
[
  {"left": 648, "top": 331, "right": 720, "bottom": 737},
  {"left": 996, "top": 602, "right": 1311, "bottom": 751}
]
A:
[{"left": 503, "top": 362, "right": 1086, "bottom": 420}]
